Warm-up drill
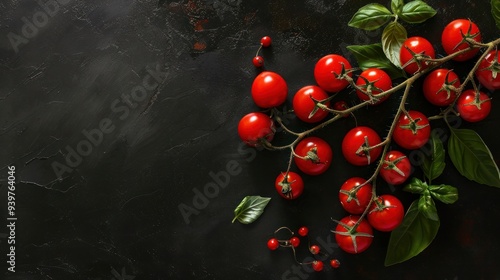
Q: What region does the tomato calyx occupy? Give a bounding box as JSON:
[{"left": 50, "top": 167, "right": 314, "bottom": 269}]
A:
[
  {"left": 331, "top": 218, "right": 373, "bottom": 254},
  {"left": 308, "top": 94, "right": 333, "bottom": 120},
  {"left": 439, "top": 70, "right": 460, "bottom": 100},
  {"left": 333, "top": 63, "right": 357, "bottom": 83},
  {"left": 368, "top": 196, "right": 397, "bottom": 214},
  {"left": 479, "top": 52, "right": 500, "bottom": 80},
  {"left": 398, "top": 111, "right": 430, "bottom": 135},
  {"left": 339, "top": 183, "right": 367, "bottom": 206},
  {"left": 355, "top": 136, "right": 376, "bottom": 164},
  {"left": 461, "top": 89, "right": 491, "bottom": 110},
  {"left": 356, "top": 75, "right": 385, "bottom": 104},
  {"left": 277, "top": 174, "right": 296, "bottom": 199},
  {"left": 382, "top": 155, "right": 408, "bottom": 177},
  {"left": 453, "top": 21, "right": 481, "bottom": 52},
  {"left": 401, "top": 46, "right": 434, "bottom": 74}
]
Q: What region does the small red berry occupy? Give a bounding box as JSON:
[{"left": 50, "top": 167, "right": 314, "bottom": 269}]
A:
[
  {"left": 260, "top": 36, "right": 272, "bottom": 47},
  {"left": 330, "top": 259, "right": 340, "bottom": 268},
  {"left": 333, "top": 101, "right": 350, "bottom": 118},
  {"left": 267, "top": 238, "right": 279, "bottom": 250},
  {"left": 298, "top": 226, "right": 309, "bottom": 237},
  {"left": 312, "top": 260, "right": 324, "bottom": 272},
  {"left": 289, "top": 236, "right": 300, "bottom": 247},
  {"left": 252, "top": 56, "right": 264, "bottom": 68},
  {"left": 309, "top": 245, "right": 320, "bottom": 255}
]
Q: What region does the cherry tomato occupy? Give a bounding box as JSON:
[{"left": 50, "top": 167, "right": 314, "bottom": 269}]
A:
[
  {"left": 333, "top": 215, "right": 373, "bottom": 254},
  {"left": 333, "top": 100, "right": 350, "bottom": 118},
  {"left": 456, "top": 89, "right": 491, "bottom": 122},
  {"left": 252, "top": 56, "right": 264, "bottom": 68},
  {"left": 367, "top": 195, "right": 405, "bottom": 232},
  {"left": 311, "top": 261, "right": 324, "bottom": 272},
  {"left": 294, "top": 137, "right": 332, "bottom": 175},
  {"left": 441, "top": 19, "right": 481, "bottom": 62},
  {"left": 339, "top": 177, "right": 372, "bottom": 215},
  {"left": 380, "top": 150, "right": 411, "bottom": 185},
  {"left": 355, "top": 68, "right": 392, "bottom": 105},
  {"left": 423, "top": 69, "right": 461, "bottom": 106},
  {"left": 393, "top": 110, "right": 431, "bottom": 150},
  {"left": 267, "top": 238, "right": 279, "bottom": 250},
  {"left": 400, "top": 36, "right": 435, "bottom": 75},
  {"left": 475, "top": 50, "right": 500, "bottom": 91},
  {"left": 237, "top": 112, "right": 274, "bottom": 147},
  {"left": 275, "top": 172, "right": 304, "bottom": 200},
  {"left": 260, "top": 36, "right": 272, "bottom": 47},
  {"left": 314, "top": 54, "right": 352, "bottom": 92},
  {"left": 292, "top": 85, "right": 330, "bottom": 123},
  {"left": 341, "top": 126, "right": 382, "bottom": 166},
  {"left": 251, "top": 71, "right": 288, "bottom": 108}
]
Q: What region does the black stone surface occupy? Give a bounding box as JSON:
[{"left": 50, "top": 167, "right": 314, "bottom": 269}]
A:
[{"left": 1, "top": 0, "right": 499, "bottom": 279}]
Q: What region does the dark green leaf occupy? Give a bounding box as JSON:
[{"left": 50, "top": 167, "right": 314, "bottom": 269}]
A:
[
  {"left": 347, "top": 44, "right": 406, "bottom": 79},
  {"left": 391, "top": 0, "right": 404, "bottom": 15},
  {"left": 382, "top": 21, "right": 407, "bottom": 67},
  {"left": 348, "top": 3, "right": 393, "bottom": 30},
  {"left": 400, "top": 0, "right": 437, "bottom": 23},
  {"left": 448, "top": 128, "right": 500, "bottom": 188},
  {"left": 493, "top": 0, "right": 500, "bottom": 29},
  {"left": 403, "top": 177, "right": 428, "bottom": 194},
  {"left": 429, "top": 184, "right": 459, "bottom": 204},
  {"left": 232, "top": 196, "right": 271, "bottom": 224},
  {"left": 422, "top": 132, "right": 446, "bottom": 182},
  {"left": 385, "top": 200, "right": 440, "bottom": 266},
  {"left": 418, "top": 191, "right": 439, "bottom": 221}
]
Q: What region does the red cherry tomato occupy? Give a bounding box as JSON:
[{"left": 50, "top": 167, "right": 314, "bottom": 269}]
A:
[
  {"left": 393, "top": 110, "right": 431, "bottom": 150},
  {"left": 333, "top": 101, "right": 350, "bottom": 118},
  {"left": 314, "top": 54, "right": 352, "bottom": 92},
  {"left": 441, "top": 19, "right": 481, "bottom": 62},
  {"left": 355, "top": 68, "right": 392, "bottom": 105},
  {"left": 475, "top": 50, "right": 500, "bottom": 91},
  {"left": 333, "top": 215, "right": 373, "bottom": 254},
  {"left": 380, "top": 150, "right": 411, "bottom": 185},
  {"left": 339, "top": 177, "right": 373, "bottom": 215},
  {"left": 367, "top": 195, "right": 405, "bottom": 232},
  {"left": 275, "top": 172, "right": 304, "bottom": 200},
  {"left": 423, "top": 69, "right": 461, "bottom": 106},
  {"left": 294, "top": 137, "right": 332, "bottom": 175},
  {"left": 400, "top": 36, "right": 435, "bottom": 75},
  {"left": 260, "top": 36, "right": 272, "bottom": 47},
  {"left": 292, "top": 85, "right": 330, "bottom": 123},
  {"left": 456, "top": 89, "right": 492, "bottom": 122},
  {"left": 341, "top": 126, "right": 382, "bottom": 166},
  {"left": 237, "top": 112, "right": 275, "bottom": 147},
  {"left": 251, "top": 71, "right": 288, "bottom": 108}
]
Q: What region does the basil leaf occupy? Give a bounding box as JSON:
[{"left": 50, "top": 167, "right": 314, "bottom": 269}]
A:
[
  {"left": 422, "top": 132, "right": 446, "bottom": 182},
  {"left": 347, "top": 44, "right": 406, "bottom": 79},
  {"left": 418, "top": 191, "right": 439, "bottom": 221},
  {"left": 391, "top": 0, "right": 404, "bottom": 15},
  {"left": 429, "top": 184, "right": 459, "bottom": 204},
  {"left": 232, "top": 196, "right": 271, "bottom": 224},
  {"left": 448, "top": 128, "right": 500, "bottom": 188},
  {"left": 385, "top": 200, "right": 440, "bottom": 266},
  {"left": 348, "top": 3, "right": 393, "bottom": 30},
  {"left": 382, "top": 21, "right": 407, "bottom": 68},
  {"left": 403, "top": 177, "right": 428, "bottom": 194},
  {"left": 493, "top": 0, "right": 500, "bottom": 30},
  {"left": 399, "top": 0, "right": 437, "bottom": 24}
]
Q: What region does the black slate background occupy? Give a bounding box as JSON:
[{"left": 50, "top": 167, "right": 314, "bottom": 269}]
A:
[{"left": 1, "top": 0, "right": 499, "bottom": 279}]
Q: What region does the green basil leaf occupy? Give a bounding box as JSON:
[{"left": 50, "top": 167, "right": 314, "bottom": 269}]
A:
[
  {"left": 399, "top": 0, "right": 437, "bottom": 24},
  {"left": 492, "top": 0, "right": 500, "bottom": 29},
  {"left": 403, "top": 177, "right": 428, "bottom": 194},
  {"left": 422, "top": 132, "right": 446, "bottom": 182},
  {"left": 382, "top": 21, "right": 407, "bottom": 68},
  {"left": 347, "top": 44, "right": 406, "bottom": 79},
  {"left": 429, "top": 184, "right": 459, "bottom": 204},
  {"left": 418, "top": 191, "right": 439, "bottom": 221},
  {"left": 385, "top": 200, "right": 440, "bottom": 266},
  {"left": 348, "top": 3, "right": 393, "bottom": 30},
  {"left": 391, "top": 0, "right": 404, "bottom": 15},
  {"left": 232, "top": 196, "right": 271, "bottom": 224},
  {"left": 448, "top": 128, "right": 500, "bottom": 188}
]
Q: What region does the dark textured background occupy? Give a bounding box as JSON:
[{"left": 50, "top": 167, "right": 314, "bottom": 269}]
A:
[{"left": 1, "top": 0, "right": 499, "bottom": 279}]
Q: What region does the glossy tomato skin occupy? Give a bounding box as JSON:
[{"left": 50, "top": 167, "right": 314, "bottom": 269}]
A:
[
  {"left": 476, "top": 50, "right": 500, "bottom": 91},
  {"left": 441, "top": 19, "right": 481, "bottom": 61},
  {"left": 355, "top": 68, "right": 392, "bottom": 105},
  {"left": 380, "top": 150, "right": 411, "bottom": 185},
  {"left": 294, "top": 137, "right": 332, "bottom": 175},
  {"left": 314, "top": 54, "right": 352, "bottom": 92},
  {"left": 237, "top": 112, "right": 274, "bottom": 147},
  {"left": 400, "top": 36, "right": 435, "bottom": 75},
  {"left": 293, "top": 85, "right": 330, "bottom": 123},
  {"left": 275, "top": 172, "right": 304, "bottom": 200},
  {"left": 251, "top": 71, "right": 288, "bottom": 108},
  {"left": 423, "top": 69, "right": 461, "bottom": 106},
  {"left": 342, "top": 126, "right": 382, "bottom": 166},
  {"left": 393, "top": 111, "right": 431, "bottom": 150},
  {"left": 339, "top": 177, "right": 372, "bottom": 215},
  {"left": 456, "top": 89, "right": 492, "bottom": 122},
  {"left": 334, "top": 216, "right": 373, "bottom": 254},
  {"left": 367, "top": 195, "right": 405, "bottom": 232}
]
